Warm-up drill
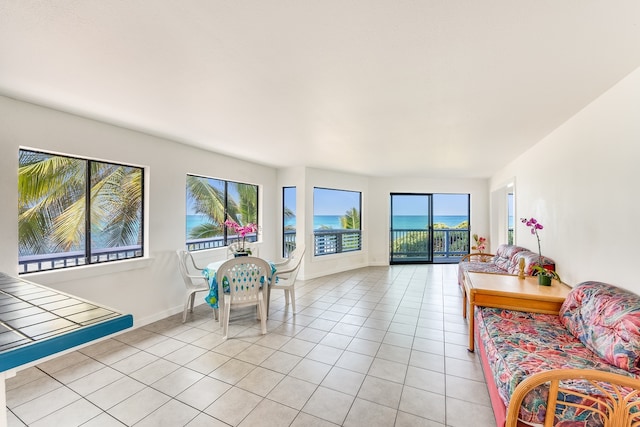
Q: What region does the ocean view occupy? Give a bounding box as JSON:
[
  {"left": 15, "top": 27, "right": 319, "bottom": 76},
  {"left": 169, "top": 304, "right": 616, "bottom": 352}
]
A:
[
  {"left": 186, "top": 214, "right": 468, "bottom": 235},
  {"left": 312, "top": 215, "right": 468, "bottom": 230}
]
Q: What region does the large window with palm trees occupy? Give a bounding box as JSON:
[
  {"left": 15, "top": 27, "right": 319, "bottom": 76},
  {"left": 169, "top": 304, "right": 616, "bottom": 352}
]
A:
[
  {"left": 18, "top": 149, "right": 144, "bottom": 274},
  {"left": 313, "top": 187, "right": 361, "bottom": 256},
  {"left": 186, "top": 174, "right": 259, "bottom": 251}
]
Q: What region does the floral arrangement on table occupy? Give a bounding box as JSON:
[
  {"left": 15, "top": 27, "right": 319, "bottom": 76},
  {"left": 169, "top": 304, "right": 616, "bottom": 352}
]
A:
[
  {"left": 520, "top": 217, "right": 561, "bottom": 284},
  {"left": 224, "top": 218, "right": 258, "bottom": 255},
  {"left": 472, "top": 234, "right": 487, "bottom": 253}
]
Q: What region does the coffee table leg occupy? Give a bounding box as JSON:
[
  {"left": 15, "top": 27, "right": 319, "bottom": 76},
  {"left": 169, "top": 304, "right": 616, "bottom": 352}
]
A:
[
  {"left": 468, "top": 301, "right": 475, "bottom": 352},
  {"left": 462, "top": 288, "right": 467, "bottom": 319}
]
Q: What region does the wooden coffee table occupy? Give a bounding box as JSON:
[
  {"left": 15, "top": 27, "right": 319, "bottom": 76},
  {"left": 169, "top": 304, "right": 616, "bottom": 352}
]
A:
[{"left": 464, "top": 271, "right": 571, "bottom": 352}]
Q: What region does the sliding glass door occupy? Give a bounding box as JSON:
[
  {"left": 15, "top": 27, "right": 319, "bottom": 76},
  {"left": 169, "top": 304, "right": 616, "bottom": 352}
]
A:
[
  {"left": 390, "top": 194, "right": 433, "bottom": 263},
  {"left": 390, "top": 193, "right": 470, "bottom": 264}
]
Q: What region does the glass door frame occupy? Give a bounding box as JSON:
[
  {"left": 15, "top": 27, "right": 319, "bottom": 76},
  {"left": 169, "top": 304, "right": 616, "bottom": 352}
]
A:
[{"left": 389, "top": 193, "right": 433, "bottom": 264}]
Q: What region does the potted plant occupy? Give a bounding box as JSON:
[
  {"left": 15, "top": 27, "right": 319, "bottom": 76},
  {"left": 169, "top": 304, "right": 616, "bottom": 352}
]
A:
[
  {"left": 471, "top": 234, "right": 490, "bottom": 262},
  {"left": 224, "top": 218, "right": 258, "bottom": 256},
  {"left": 531, "top": 265, "right": 561, "bottom": 286},
  {"left": 520, "top": 217, "right": 561, "bottom": 286}
]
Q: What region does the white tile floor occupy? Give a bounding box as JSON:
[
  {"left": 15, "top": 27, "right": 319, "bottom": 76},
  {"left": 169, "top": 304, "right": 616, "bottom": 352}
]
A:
[{"left": 5, "top": 264, "right": 496, "bottom": 426}]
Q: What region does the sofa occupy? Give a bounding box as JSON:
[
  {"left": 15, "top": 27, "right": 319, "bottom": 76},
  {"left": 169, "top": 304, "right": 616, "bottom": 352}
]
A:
[
  {"left": 458, "top": 244, "right": 556, "bottom": 291},
  {"left": 475, "top": 281, "right": 640, "bottom": 426}
]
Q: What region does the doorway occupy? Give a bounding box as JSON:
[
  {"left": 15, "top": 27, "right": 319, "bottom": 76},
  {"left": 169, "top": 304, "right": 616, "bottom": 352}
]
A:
[{"left": 390, "top": 193, "right": 470, "bottom": 264}]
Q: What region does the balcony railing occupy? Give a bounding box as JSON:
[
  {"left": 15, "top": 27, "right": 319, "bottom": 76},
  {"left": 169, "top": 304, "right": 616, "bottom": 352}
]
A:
[
  {"left": 19, "top": 245, "right": 142, "bottom": 274},
  {"left": 19, "top": 228, "right": 469, "bottom": 273},
  {"left": 391, "top": 228, "right": 470, "bottom": 262},
  {"left": 433, "top": 228, "right": 469, "bottom": 259},
  {"left": 283, "top": 230, "right": 296, "bottom": 257},
  {"left": 186, "top": 233, "right": 258, "bottom": 252},
  {"left": 313, "top": 229, "right": 361, "bottom": 256}
]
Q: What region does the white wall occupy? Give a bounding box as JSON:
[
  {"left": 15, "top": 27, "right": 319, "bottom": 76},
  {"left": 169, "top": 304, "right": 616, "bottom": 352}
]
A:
[
  {"left": 491, "top": 67, "right": 640, "bottom": 293},
  {"left": 0, "top": 96, "right": 278, "bottom": 326}
]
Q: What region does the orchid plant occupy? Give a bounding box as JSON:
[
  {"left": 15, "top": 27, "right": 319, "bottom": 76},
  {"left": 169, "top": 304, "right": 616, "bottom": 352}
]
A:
[
  {"left": 520, "top": 217, "right": 560, "bottom": 281},
  {"left": 224, "top": 219, "right": 258, "bottom": 254}
]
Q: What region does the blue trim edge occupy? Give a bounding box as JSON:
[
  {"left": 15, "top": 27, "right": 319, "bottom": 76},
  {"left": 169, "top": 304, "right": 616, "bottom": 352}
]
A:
[{"left": 0, "top": 314, "right": 133, "bottom": 372}]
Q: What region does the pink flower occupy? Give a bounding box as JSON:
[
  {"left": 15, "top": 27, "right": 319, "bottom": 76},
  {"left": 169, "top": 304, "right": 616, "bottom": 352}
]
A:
[
  {"left": 472, "top": 234, "right": 488, "bottom": 253},
  {"left": 225, "top": 219, "right": 258, "bottom": 252},
  {"left": 520, "top": 217, "right": 559, "bottom": 281},
  {"left": 522, "top": 217, "right": 543, "bottom": 233}
]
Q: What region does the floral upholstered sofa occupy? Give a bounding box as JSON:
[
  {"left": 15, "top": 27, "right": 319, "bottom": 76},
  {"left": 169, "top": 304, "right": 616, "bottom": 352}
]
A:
[
  {"left": 475, "top": 281, "right": 640, "bottom": 426},
  {"left": 458, "top": 244, "right": 556, "bottom": 290}
]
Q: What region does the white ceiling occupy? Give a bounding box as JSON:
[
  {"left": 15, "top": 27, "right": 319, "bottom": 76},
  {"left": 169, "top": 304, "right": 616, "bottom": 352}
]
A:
[{"left": 2, "top": 1, "right": 640, "bottom": 178}]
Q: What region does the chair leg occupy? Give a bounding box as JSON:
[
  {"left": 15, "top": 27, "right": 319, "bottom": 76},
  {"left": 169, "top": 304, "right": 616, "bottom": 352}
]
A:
[
  {"left": 213, "top": 307, "right": 219, "bottom": 321},
  {"left": 290, "top": 287, "right": 296, "bottom": 314},
  {"left": 223, "top": 296, "right": 231, "bottom": 339},
  {"left": 189, "top": 293, "right": 196, "bottom": 312},
  {"left": 284, "top": 289, "right": 290, "bottom": 305},
  {"left": 182, "top": 293, "right": 192, "bottom": 323},
  {"left": 258, "top": 297, "right": 267, "bottom": 335}
]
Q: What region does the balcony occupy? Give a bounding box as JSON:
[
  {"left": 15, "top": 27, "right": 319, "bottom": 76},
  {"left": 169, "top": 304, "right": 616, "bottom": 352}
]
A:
[{"left": 391, "top": 228, "right": 469, "bottom": 263}]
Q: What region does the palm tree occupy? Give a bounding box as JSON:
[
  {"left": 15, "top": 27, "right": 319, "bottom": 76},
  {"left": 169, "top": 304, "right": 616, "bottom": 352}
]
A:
[
  {"left": 91, "top": 164, "right": 143, "bottom": 248},
  {"left": 284, "top": 207, "right": 296, "bottom": 231},
  {"left": 340, "top": 207, "right": 360, "bottom": 229},
  {"left": 235, "top": 182, "right": 258, "bottom": 225},
  {"left": 186, "top": 175, "right": 227, "bottom": 239}
]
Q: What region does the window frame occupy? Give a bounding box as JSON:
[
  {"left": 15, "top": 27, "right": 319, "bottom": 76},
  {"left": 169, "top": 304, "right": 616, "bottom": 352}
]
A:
[
  {"left": 313, "top": 187, "right": 362, "bottom": 256},
  {"left": 18, "top": 148, "right": 145, "bottom": 274},
  {"left": 282, "top": 186, "right": 296, "bottom": 258},
  {"left": 186, "top": 174, "right": 260, "bottom": 252}
]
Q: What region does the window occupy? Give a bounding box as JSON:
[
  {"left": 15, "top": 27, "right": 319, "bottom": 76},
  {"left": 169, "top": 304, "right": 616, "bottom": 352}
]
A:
[
  {"left": 283, "top": 187, "right": 296, "bottom": 257},
  {"left": 18, "top": 149, "right": 144, "bottom": 273},
  {"left": 186, "top": 174, "right": 259, "bottom": 251},
  {"left": 313, "top": 187, "right": 361, "bottom": 256}
]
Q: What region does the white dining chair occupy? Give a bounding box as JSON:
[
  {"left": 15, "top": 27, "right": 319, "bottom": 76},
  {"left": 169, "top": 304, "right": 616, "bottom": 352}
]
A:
[
  {"left": 269, "top": 244, "right": 305, "bottom": 314},
  {"left": 176, "top": 249, "right": 212, "bottom": 323},
  {"left": 216, "top": 256, "right": 271, "bottom": 339}
]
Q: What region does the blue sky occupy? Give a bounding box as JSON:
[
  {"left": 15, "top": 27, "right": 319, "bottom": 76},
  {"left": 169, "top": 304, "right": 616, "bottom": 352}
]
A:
[
  {"left": 313, "top": 188, "right": 361, "bottom": 215},
  {"left": 284, "top": 187, "right": 296, "bottom": 213},
  {"left": 294, "top": 189, "right": 469, "bottom": 217},
  {"left": 393, "top": 194, "right": 469, "bottom": 216},
  {"left": 194, "top": 183, "right": 469, "bottom": 218}
]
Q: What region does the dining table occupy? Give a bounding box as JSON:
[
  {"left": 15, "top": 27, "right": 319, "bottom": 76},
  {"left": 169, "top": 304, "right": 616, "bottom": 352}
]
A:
[{"left": 202, "top": 259, "right": 277, "bottom": 314}]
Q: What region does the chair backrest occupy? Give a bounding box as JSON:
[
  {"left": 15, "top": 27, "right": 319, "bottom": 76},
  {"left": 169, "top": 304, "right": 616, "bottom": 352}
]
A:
[
  {"left": 176, "top": 249, "right": 197, "bottom": 285},
  {"left": 280, "top": 244, "right": 306, "bottom": 273},
  {"left": 216, "top": 256, "right": 271, "bottom": 303}
]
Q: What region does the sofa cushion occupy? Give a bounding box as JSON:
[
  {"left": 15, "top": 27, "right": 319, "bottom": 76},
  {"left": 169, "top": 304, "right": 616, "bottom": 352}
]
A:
[
  {"left": 477, "top": 307, "right": 637, "bottom": 425},
  {"left": 493, "top": 244, "right": 527, "bottom": 271},
  {"left": 560, "top": 281, "right": 640, "bottom": 373}
]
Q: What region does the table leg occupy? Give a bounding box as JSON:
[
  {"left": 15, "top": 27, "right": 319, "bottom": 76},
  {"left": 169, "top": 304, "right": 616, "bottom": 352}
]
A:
[
  {"left": 1, "top": 370, "right": 16, "bottom": 426},
  {"left": 462, "top": 286, "right": 467, "bottom": 319},
  {"left": 468, "top": 300, "right": 475, "bottom": 352}
]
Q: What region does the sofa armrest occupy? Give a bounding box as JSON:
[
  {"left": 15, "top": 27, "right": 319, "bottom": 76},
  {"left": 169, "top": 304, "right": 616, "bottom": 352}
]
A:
[
  {"left": 460, "top": 252, "right": 495, "bottom": 263},
  {"left": 505, "top": 369, "right": 640, "bottom": 427}
]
